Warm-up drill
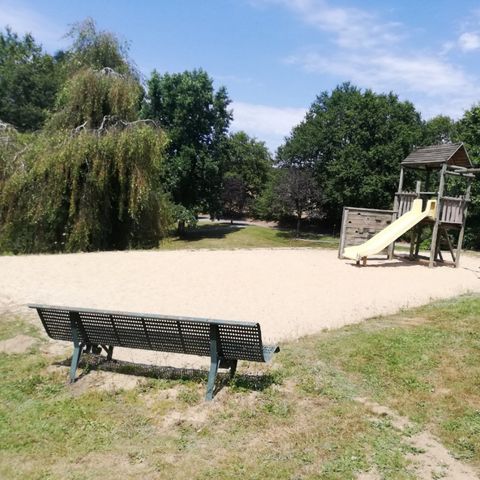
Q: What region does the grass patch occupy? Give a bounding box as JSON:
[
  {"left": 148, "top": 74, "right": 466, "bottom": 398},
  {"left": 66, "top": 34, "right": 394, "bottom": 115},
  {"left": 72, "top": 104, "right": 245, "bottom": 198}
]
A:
[
  {"left": 1, "top": 295, "right": 479, "bottom": 478},
  {"left": 159, "top": 223, "right": 338, "bottom": 250},
  {"left": 0, "top": 315, "right": 41, "bottom": 341},
  {"left": 294, "top": 294, "right": 480, "bottom": 466}
]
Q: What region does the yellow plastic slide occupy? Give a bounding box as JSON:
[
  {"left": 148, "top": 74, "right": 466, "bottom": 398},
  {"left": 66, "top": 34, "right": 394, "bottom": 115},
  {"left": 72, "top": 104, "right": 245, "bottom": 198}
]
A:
[{"left": 343, "top": 199, "right": 436, "bottom": 262}]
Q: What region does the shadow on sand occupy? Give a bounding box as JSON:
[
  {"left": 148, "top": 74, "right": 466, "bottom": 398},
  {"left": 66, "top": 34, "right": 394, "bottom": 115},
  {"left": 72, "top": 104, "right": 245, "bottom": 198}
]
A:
[{"left": 345, "top": 255, "right": 456, "bottom": 269}]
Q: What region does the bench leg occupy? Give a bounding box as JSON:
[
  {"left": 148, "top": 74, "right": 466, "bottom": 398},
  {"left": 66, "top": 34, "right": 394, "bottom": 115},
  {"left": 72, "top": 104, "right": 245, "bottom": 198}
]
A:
[
  {"left": 206, "top": 324, "right": 221, "bottom": 401},
  {"left": 69, "top": 342, "right": 83, "bottom": 383},
  {"left": 106, "top": 345, "right": 114, "bottom": 361},
  {"left": 206, "top": 356, "right": 220, "bottom": 401},
  {"left": 70, "top": 345, "right": 82, "bottom": 383},
  {"left": 230, "top": 360, "right": 238, "bottom": 379},
  {"left": 69, "top": 313, "right": 84, "bottom": 383}
]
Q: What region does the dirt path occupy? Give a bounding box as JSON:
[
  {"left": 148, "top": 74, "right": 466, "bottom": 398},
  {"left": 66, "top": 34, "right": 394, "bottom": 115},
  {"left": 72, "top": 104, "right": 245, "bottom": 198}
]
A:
[{"left": 356, "top": 397, "right": 479, "bottom": 479}]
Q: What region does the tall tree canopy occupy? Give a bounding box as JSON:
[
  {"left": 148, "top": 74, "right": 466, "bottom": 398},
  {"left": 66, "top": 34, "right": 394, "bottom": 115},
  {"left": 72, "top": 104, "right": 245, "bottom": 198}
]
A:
[
  {"left": 221, "top": 131, "right": 272, "bottom": 217},
  {"left": 142, "top": 69, "right": 232, "bottom": 216},
  {"left": 65, "top": 18, "right": 135, "bottom": 76},
  {"left": 0, "top": 22, "right": 171, "bottom": 254},
  {"left": 422, "top": 115, "right": 456, "bottom": 146},
  {"left": 0, "top": 126, "right": 169, "bottom": 253},
  {"left": 278, "top": 83, "right": 423, "bottom": 224},
  {"left": 0, "top": 28, "right": 63, "bottom": 131},
  {"left": 455, "top": 105, "right": 480, "bottom": 249},
  {"left": 48, "top": 67, "right": 142, "bottom": 130}
]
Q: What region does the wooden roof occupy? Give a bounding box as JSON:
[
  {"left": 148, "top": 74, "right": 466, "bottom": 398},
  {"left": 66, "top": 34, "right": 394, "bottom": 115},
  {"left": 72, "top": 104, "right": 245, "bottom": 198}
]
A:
[{"left": 401, "top": 143, "right": 472, "bottom": 169}]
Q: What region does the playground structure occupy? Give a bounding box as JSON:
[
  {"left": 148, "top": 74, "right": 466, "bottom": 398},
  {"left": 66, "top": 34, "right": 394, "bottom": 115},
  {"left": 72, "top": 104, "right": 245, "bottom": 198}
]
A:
[{"left": 339, "top": 143, "right": 479, "bottom": 268}]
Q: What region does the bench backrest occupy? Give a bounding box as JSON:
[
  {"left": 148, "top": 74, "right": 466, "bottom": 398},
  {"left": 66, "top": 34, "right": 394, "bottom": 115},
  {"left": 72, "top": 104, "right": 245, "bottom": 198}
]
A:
[{"left": 29, "top": 304, "right": 268, "bottom": 362}]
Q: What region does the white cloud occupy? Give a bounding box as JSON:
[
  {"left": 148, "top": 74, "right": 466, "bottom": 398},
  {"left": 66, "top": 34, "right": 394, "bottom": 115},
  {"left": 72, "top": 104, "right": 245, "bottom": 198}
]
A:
[
  {"left": 287, "top": 50, "right": 480, "bottom": 119},
  {"left": 256, "top": 0, "right": 402, "bottom": 49},
  {"left": 231, "top": 101, "right": 306, "bottom": 152},
  {"left": 264, "top": 0, "right": 480, "bottom": 120},
  {"left": 0, "top": 1, "right": 66, "bottom": 50},
  {"left": 288, "top": 51, "right": 475, "bottom": 98},
  {"left": 458, "top": 32, "right": 480, "bottom": 52}
]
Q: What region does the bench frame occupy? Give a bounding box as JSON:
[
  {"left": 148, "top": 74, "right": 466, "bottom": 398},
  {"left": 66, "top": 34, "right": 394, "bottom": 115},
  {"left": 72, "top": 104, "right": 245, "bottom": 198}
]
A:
[{"left": 29, "top": 304, "right": 279, "bottom": 401}]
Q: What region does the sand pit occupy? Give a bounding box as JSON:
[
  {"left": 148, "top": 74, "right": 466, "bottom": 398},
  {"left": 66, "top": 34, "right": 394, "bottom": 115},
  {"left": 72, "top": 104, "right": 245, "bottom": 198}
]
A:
[{"left": 0, "top": 248, "right": 479, "bottom": 368}]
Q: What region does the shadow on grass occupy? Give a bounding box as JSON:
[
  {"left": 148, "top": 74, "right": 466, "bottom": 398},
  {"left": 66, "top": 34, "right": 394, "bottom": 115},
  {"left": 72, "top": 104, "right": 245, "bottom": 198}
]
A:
[
  {"left": 56, "top": 353, "right": 277, "bottom": 394},
  {"left": 276, "top": 230, "right": 338, "bottom": 243},
  {"left": 172, "top": 224, "right": 244, "bottom": 242}
]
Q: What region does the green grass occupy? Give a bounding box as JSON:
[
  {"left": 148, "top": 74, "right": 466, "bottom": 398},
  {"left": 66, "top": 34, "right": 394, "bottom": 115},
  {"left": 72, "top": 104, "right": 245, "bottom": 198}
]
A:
[
  {"left": 159, "top": 223, "right": 339, "bottom": 250},
  {"left": 1, "top": 296, "right": 479, "bottom": 479}
]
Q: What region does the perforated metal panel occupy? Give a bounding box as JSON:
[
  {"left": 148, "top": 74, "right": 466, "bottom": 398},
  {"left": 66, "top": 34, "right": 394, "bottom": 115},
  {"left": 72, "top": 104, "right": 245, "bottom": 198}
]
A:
[
  {"left": 37, "top": 307, "right": 77, "bottom": 342},
  {"left": 178, "top": 321, "right": 211, "bottom": 356},
  {"left": 218, "top": 323, "right": 264, "bottom": 361},
  {"left": 143, "top": 317, "right": 184, "bottom": 352},
  {"left": 31, "top": 305, "right": 277, "bottom": 363}
]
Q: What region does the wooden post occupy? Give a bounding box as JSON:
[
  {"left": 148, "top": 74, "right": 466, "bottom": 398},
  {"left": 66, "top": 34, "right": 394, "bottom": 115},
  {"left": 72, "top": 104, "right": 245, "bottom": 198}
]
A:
[
  {"left": 455, "top": 179, "right": 472, "bottom": 268},
  {"left": 387, "top": 210, "right": 397, "bottom": 259},
  {"left": 415, "top": 170, "right": 431, "bottom": 258},
  {"left": 410, "top": 181, "right": 421, "bottom": 258},
  {"left": 429, "top": 164, "right": 447, "bottom": 268},
  {"left": 391, "top": 166, "right": 405, "bottom": 259},
  {"left": 338, "top": 207, "right": 349, "bottom": 259}
]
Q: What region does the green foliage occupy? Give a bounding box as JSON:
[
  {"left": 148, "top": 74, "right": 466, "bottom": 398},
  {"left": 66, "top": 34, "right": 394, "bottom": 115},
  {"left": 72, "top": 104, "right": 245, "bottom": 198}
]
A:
[
  {"left": 221, "top": 131, "right": 272, "bottom": 217},
  {"left": 65, "top": 18, "right": 135, "bottom": 76},
  {"left": 221, "top": 172, "right": 247, "bottom": 218},
  {"left": 0, "top": 125, "right": 171, "bottom": 253},
  {"left": 422, "top": 115, "right": 456, "bottom": 145},
  {"left": 142, "top": 69, "right": 232, "bottom": 215},
  {"left": 455, "top": 105, "right": 480, "bottom": 249},
  {"left": 48, "top": 67, "right": 142, "bottom": 130},
  {"left": 262, "top": 168, "right": 323, "bottom": 234},
  {"left": 172, "top": 204, "right": 198, "bottom": 230},
  {"left": 0, "top": 28, "right": 63, "bottom": 131},
  {"left": 278, "top": 83, "right": 423, "bottom": 224},
  {"left": 252, "top": 169, "right": 282, "bottom": 219}
]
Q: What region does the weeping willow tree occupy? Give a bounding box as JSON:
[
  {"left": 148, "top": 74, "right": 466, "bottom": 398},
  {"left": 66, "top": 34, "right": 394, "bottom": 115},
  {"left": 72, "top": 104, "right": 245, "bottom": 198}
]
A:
[
  {"left": 48, "top": 67, "right": 142, "bottom": 130},
  {"left": 0, "top": 63, "right": 172, "bottom": 253}
]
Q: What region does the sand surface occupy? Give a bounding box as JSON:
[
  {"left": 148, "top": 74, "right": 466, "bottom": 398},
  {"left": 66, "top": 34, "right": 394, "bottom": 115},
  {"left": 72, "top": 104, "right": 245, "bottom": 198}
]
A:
[{"left": 1, "top": 248, "right": 479, "bottom": 367}]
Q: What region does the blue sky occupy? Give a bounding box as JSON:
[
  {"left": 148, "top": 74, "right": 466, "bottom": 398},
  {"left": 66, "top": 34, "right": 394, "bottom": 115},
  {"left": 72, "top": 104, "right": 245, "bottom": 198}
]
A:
[{"left": 2, "top": 0, "right": 480, "bottom": 152}]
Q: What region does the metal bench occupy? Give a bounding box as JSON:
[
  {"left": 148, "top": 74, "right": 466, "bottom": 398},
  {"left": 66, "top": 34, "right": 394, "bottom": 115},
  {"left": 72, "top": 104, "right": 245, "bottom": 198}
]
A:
[{"left": 29, "top": 304, "right": 279, "bottom": 400}]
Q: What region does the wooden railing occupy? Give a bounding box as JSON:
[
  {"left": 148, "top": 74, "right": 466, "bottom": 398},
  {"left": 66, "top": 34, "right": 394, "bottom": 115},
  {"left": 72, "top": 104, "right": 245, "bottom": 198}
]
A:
[
  {"left": 440, "top": 197, "right": 466, "bottom": 225},
  {"left": 395, "top": 192, "right": 467, "bottom": 225},
  {"left": 394, "top": 192, "right": 417, "bottom": 217}
]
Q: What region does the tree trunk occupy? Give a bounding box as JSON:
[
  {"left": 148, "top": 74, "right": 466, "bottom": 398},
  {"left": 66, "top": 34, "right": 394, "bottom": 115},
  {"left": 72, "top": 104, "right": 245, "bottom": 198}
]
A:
[
  {"left": 177, "top": 220, "right": 186, "bottom": 237},
  {"left": 296, "top": 214, "right": 301, "bottom": 237}
]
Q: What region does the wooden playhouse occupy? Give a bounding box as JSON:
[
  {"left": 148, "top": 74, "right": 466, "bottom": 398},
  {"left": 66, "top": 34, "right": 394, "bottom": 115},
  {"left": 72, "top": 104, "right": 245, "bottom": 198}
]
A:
[{"left": 338, "top": 143, "right": 478, "bottom": 267}]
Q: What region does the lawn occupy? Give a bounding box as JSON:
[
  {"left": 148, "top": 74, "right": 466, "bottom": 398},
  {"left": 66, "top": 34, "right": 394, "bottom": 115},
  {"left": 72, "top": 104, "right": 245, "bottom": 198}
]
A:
[
  {"left": 159, "top": 223, "right": 339, "bottom": 250},
  {"left": 1, "top": 295, "right": 479, "bottom": 479}
]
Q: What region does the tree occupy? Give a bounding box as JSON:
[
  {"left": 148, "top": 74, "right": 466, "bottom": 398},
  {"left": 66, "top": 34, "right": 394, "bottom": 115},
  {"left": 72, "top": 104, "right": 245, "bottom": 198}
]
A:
[
  {"left": 278, "top": 83, "right": 423, "bottom": 225},
  {"left": 221, "top": 131, "right": 272, "bottom": 217},
  {"left": 422, "top": 115, "right": 456, "bottom": 146},
  {"left": 0, "top": 28, "right": 63, "bottom": 131},
  {"left": 0, "top": 22, "right": 172, "bottom": 254},
  {"left": 65, "top": 18, "right": 135, "bottom": 76},
  {"left": 455, "top": 105, "right": 480, "bottom": 249},
  {"left": 0, "top": 126, "right": 170, "bottom": 253},
  {"left": 48, "top": 67, "right": 142, "bottom": 130},
  {"left": 273, "top": 168, "right": 322, "bottom": 236},
  {"left": 221, "top": 173, "right": 247, "bottom": 221},
  {"left": 142, "top": 69, "right": 232, "bottom": 217}
]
